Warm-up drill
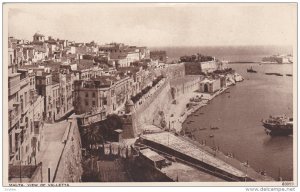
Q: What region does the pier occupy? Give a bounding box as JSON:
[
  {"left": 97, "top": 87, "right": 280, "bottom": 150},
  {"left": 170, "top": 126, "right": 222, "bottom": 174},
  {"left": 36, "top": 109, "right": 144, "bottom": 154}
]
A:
[{"left": 140, "top": 132, "right": 274, "bottom": 182}]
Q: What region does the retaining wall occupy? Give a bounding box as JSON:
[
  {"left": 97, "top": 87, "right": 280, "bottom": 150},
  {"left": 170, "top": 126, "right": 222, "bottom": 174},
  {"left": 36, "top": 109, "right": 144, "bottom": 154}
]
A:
[
  {"left": 131, "top": 79, "right": 172, "bottom": 136},
  {"left": 54, "top": 118, "right": 83, "bottom": 182}
]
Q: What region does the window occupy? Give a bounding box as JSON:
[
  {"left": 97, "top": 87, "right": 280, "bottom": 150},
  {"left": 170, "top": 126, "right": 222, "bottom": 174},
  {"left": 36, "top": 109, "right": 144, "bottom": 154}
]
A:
[
  {"left": 34, "top": 123, "right": 40, "bottom": 134},
  {"left": 92, "top": 101, "right": 96, "bottom": 106},
  {"left": 92, "top": 92, "right": 96, "bottom": 98},
  {"left": 85, "top": 92, "right": 88, "bottom": 97},
  {"left": 85, "top": 100, "right": 89, "bottom": 106},
  {"left": 9, "top": 133, "right": 12, "bottom": 153},
  {"left": 103, "top": 98, "right": 107, "bottom": 105}
]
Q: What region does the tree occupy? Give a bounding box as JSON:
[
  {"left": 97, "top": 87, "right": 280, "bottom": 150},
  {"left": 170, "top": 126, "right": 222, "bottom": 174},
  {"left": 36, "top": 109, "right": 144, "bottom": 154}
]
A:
[
  {"left": 82, "top": 126, "right": 104, "bottom": 151},
  {"left": 105, "top": 114, "right": 124, "bottom": 132}
]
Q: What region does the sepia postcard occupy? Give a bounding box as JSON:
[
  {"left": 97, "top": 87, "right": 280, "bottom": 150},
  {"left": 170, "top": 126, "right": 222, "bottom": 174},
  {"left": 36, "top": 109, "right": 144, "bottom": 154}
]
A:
[{"left": 2, "top": 2, "right": 298, "bottom": 189}]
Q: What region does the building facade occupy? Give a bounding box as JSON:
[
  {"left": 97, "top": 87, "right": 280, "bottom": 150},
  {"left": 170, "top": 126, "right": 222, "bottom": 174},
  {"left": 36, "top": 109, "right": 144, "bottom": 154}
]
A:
[{"left": 199, "top": 78, "right": 221, "bottom": 93}]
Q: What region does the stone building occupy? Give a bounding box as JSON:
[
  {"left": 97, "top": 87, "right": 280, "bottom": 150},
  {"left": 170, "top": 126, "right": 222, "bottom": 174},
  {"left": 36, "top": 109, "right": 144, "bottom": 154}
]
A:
[
  {"left": 35, "top": 70, "right": 75, "bottom": 122},
  {"left": 199, "top": 78, "right": 221, "bottom": 93},
  {"left": 35, "top": 72, "right": 53, "bottom": 122},
  {"left": 32, "top": 33, "right": 45, "bottom": 43},
  {"left": 8, "top": 68, "right": 45, "bottom": 166},
  {"left": 73, "top": 75, "right": 132, "bottom": 116},
  {"left": 200, "top": 60, "right": 218, "bottom": 74}
]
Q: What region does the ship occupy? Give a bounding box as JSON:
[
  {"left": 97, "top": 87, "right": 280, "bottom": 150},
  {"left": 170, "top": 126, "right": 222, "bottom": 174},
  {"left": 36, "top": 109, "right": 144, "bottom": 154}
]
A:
[
  {"left": 262, "top": 115, "right": 293, "bottom": 136},
  {"left": 247, "top": 66, "right": 257, "bottom": 73}
]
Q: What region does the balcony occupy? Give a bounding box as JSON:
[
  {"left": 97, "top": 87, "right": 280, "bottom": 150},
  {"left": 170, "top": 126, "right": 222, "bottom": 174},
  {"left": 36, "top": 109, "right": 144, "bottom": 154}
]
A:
[
  {"left": 9, "top": 105, "right": 21, "bottom": 128},
  {"left": 22, "top": 103, "right": 30, "bottom": 115}
]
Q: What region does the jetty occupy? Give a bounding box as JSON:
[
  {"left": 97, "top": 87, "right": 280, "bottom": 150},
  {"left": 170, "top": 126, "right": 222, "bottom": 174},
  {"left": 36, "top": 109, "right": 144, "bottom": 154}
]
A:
[{"left": 140, "top": 132, "right": 274, "bottom": 182}]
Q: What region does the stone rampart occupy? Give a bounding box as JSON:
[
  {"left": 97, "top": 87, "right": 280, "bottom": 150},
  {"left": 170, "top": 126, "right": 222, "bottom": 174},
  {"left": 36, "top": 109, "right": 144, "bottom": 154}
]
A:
[{"left": 53, "top": 118, "right": 83, "bottom": 182}]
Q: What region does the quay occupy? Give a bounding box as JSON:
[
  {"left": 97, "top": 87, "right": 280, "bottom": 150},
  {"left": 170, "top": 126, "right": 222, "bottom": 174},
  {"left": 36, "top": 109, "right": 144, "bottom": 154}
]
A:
[{"left": 140, "top": 132, "right": 274, "bottom": 182}]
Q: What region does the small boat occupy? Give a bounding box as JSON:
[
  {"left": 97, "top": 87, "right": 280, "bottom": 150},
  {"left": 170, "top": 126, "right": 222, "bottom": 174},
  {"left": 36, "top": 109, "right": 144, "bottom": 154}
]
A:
[
  {"left": 226, "top": 153, "right": 234, "bottom": 158},
  {"left": 286, "top": 74, "right": 292, "bottom": 77},
  {"left": 274, "top": 73, "right": 283, "bottom": 76},
  {"left": 209, "top": 134, "right": 214, "bottom": 138},
  {"left": 210, "top": 126, "right": 219, "bottom": 130},
  {"left": 247, "top": 67, "right": 257, "bottom": 73},
  {"left": 265, "top": 72, "right": 283, "bottom": 76},
  {"left": 242, "top": 161, "right": 250, "bottom": 167},
  {"left": 260, "top": 170, "right": 267, "bottom": 176},
  {"left": 265, "top": 72, "right": 275, "bottom": 75}
]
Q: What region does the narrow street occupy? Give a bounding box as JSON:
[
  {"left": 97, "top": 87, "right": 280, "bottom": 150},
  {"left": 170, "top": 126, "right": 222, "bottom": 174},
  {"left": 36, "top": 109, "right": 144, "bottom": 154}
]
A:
[{"left": 36, "top": 121, "right": 69, "bottom": 183}]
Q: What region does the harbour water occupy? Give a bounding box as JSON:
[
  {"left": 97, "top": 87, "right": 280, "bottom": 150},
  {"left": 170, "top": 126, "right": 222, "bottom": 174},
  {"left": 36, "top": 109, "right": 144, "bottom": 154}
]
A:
[{"left": 183, "top": 63, "right": 293, "bottom": 180}]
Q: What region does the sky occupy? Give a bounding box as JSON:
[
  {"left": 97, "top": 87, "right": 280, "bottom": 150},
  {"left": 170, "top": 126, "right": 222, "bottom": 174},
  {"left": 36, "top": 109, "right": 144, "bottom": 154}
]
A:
[{"left": 6, "top": 3, "right": 297, "bottom": 47}]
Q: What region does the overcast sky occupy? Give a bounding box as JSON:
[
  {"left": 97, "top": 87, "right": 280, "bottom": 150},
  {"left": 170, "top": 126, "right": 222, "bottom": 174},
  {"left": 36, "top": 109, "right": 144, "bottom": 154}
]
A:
[{"left": 6, "top": 3, "right": 296, "bottom": 47}]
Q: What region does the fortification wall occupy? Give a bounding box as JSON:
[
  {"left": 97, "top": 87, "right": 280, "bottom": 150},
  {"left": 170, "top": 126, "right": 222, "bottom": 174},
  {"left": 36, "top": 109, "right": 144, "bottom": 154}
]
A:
[
  {"left": 154, "top": 63, "right": 186, "bottom": 79},
  {"left": 184, "top": 62, "right": 202, "bottom": 75},
  {"left": 54, "top": 118, "right": 83, "bottom": 182},
  {"left": 122, "top": 64, "right": 198, "bottom": 138},
  {"left": 170, "top": 75, "right": 202, "bottom": 98},
  {"left": 130, "top": 80, "right": 172, "bottom": 136}
]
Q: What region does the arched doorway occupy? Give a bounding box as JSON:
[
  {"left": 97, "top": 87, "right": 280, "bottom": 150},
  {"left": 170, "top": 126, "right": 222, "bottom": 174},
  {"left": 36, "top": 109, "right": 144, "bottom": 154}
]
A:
[{"left": 204, "top": 84, "right": 209, "bottom": 92}]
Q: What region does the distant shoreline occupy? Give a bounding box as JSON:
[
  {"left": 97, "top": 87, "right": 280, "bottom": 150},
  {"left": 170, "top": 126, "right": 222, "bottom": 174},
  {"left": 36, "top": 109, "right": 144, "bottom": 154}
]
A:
[
  {"left": 228, "top": 61, "right": 293, "bottom": 64},
  {"left": 228, "top": 61, "right": 259, "bottom": 64}
]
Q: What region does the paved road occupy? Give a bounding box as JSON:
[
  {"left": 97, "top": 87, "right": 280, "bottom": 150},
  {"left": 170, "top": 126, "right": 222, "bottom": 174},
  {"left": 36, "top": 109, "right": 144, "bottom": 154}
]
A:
[
  {"left": 36, "top": 121, "right": 69, "bottom": 183},
  {"left": 162, "top": 162, "right": 224, "bottom": 182}
]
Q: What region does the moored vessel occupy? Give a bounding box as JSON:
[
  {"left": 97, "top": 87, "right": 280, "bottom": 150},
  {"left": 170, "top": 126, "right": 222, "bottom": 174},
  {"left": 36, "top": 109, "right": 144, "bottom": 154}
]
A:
[
  {"left": 247, "top": 67, "right": 257, "bottom": 73},
  {"left": 262, "top": 115, "right": 293, "bottom": 136}
]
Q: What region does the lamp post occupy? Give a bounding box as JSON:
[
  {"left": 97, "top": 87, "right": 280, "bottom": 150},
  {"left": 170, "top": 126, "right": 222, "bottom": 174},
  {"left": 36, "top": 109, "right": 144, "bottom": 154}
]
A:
[
  {"left": 48, "top": 162, "right": 52, "bottom": 183},
  {"left": 19, "top": 148, "right": 22, "bottom": 183}
]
